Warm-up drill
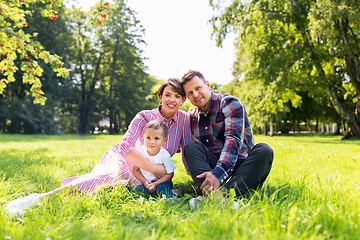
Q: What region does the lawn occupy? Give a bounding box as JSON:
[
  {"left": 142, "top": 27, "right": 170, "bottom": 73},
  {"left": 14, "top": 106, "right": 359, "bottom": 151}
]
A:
[{"left": 0, "top": 134, "right": 359, "bottom": 239}]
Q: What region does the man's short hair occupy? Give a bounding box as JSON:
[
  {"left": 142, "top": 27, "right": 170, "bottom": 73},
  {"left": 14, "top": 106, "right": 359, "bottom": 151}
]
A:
[{"left": 181, "top": 70, "right": 206, "bottom": 86}]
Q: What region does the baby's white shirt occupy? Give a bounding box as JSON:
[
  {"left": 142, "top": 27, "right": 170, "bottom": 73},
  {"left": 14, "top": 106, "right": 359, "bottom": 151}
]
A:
[{"left": 137, "top": 145, "right": 175, "bottom": 181}]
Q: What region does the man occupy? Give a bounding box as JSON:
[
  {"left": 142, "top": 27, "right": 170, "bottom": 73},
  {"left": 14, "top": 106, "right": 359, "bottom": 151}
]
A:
[{"left": 181, "top": 70, "right": 273, "bottom": 197}]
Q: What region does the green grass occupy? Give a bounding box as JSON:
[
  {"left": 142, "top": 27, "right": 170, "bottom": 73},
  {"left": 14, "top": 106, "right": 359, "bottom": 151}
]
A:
[{"left": 1, "top": 134, "right": 359, "bottom": 239}]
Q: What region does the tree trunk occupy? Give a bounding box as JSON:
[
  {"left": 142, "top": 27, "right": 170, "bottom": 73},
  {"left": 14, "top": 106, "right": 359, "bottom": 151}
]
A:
[
  {"left": 108, "top": 37, "right": 120, "bottom": 135},
  {"left": 78, "top": 40, "right": 88, "bottom": 134},
  {"left": 336, "top": 19, "right": 360, "bottom": 138},
  {"left": 78, "top": 65, "right": 88, "bottom": 134},
  {"left": 78, "top": 49, "right": 102, "bottom": 134},
  {"left": 335, "top": 117, "right": 341, "bottom": 135},
  {"left": 78, "top": 101, "right": 88, "bottom": 134},
  {"left": 292, "top": 0, "right": 360, "bottom": 138},
  {"left": 114, "top": 113, "right": 119, "bottom": 134}
]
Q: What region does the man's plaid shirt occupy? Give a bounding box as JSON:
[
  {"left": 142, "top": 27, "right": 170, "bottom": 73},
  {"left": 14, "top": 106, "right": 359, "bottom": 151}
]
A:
[{"left": 189, "top": 92, "right": 254, "bottom": 184}]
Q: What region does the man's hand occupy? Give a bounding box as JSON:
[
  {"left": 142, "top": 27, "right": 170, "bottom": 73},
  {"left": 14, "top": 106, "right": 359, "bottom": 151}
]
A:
[{"left": 197, "top": 172, "right": 221, "bottom": 196}]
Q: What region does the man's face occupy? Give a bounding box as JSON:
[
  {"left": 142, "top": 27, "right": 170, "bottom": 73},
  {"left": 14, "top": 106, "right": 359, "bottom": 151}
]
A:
[{"left": 183, "top": 76, "right": 212, "bottom": 112}]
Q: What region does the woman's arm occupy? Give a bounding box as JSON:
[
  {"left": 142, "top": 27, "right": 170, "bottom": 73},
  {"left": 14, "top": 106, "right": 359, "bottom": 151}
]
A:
[
  {"left": 152, "top": 172, "right": 174, "bottom": 187},
  {"left": 118, "top": 111, "right": 166, "bottom": 178},
  {"left": 132, "top": 165, "right": 148, "bottom": 185},
  {"left": 179, "top": 112, "right": 194, "bottom": 174},
  {"left": 126, "top": 150, "right": 166, "bottom": 178}
]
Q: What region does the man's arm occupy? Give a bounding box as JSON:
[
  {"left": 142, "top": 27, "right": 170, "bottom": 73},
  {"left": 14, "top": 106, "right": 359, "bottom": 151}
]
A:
[
  {"left": 199, "top": 97, "right": 252, "bottom": 195},
  {"left": 211, "top": 97, "right": 251, "bottom": 185}
]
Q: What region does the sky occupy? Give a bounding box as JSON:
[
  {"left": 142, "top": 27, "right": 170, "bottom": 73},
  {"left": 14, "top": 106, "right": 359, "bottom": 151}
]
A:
[{"left": 71, "top": 0, "right": 236, "bottom": 85}]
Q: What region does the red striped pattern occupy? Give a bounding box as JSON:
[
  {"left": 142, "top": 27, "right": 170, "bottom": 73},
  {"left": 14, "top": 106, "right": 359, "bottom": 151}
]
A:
[{"left": 61, "top": 107, "right": 192, "bottom": 195}]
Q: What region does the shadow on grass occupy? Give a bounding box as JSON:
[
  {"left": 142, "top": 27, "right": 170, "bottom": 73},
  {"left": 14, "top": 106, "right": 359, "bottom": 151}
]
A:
[
  {"left": 0, "top": 147, "right": 66, "bottom": 190},
  {"left": 0, "top": 133, "right": 124, "bottom": 143},
  {"left": 256, "top": 183, "right": 305, "bottom": 202},
  {"left": 270, "top": 133, "right": 360, "bottom": 145}
]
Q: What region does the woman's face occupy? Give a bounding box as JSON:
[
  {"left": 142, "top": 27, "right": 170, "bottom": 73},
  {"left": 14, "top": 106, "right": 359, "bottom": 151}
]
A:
[{"left": 159, "top": 86, "right": 185, "bottom": 118}]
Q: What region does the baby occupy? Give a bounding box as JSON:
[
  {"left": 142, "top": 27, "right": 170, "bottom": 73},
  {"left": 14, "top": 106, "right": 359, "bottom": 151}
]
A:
[{"left": 133, "top": 119, "right": 176, "bottom": 198}]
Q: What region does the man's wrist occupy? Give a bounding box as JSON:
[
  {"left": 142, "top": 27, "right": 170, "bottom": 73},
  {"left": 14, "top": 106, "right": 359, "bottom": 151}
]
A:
[{"left": 211, "top": 166, "right": 228, "bottom": 185}]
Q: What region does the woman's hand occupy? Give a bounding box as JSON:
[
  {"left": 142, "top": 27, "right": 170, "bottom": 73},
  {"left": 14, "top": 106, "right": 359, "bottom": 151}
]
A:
[
  {"left": 126, "top": 150, "right": 166, "bottom": 178},
  {"left": 152, "top": 164, "right": 166, "bottom": 179}
]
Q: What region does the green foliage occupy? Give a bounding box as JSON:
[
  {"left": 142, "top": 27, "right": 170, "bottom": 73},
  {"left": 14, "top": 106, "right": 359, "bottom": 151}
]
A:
[
  {"left": 0, "top": 0, "right": 70, "bottom": 105},
  {"left": 90, "top": 1, "right": 110, "bottom": 25},
  {"left": 0, "top": 134, "right": 359, "bottom": 239},
  {"left": 0, "top": 0, "right": 156, "bottom": 134},
  {"left": 0, "top": 1, "right": 75, "bottom": 134},
  {"left": 210, "top": 0, "right": 360, "bottom": 137}
]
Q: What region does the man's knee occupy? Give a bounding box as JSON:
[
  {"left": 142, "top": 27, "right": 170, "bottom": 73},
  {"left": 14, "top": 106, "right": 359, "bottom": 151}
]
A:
[
  {"left": 184, "top": 140, "right": 203, "bottom": 160},
  {"left": 184, "top": 141, "right": 201, "bottom": 154},
  {"left": 184, "top": 141, "right": 199, "bottom": 169},
  {"left": 254, "top": 143, "right": 274, "bottom": 164}
]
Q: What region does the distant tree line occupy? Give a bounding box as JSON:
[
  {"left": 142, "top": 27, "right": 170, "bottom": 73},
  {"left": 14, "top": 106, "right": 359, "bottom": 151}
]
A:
[
  {"left": 3, "top": 0, "right": 359, "bottom": 138},
  {"left": 0, "top": 0, "right": 158, "bottom": 134}
]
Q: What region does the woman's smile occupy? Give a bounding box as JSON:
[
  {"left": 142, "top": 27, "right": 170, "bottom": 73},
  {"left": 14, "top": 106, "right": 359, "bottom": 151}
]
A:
[
  {"left": 159, "top": 86, "right": 185, "bottom": 118},
  {"left": 166, "top": 103, "right": 176, "bottom": 108}
]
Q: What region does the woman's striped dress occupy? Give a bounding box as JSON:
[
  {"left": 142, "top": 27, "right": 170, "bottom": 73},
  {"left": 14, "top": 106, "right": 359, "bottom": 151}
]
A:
[{"left": 61, "top": 107, "right": 192, "bottom": 195}]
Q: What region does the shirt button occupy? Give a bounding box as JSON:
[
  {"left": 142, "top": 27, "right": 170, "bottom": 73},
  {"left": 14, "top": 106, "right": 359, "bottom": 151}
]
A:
[
  {"left": 205, "top": 127, "right": 208, "bottom": 130},
  {"left": 204, "top": 114, "right": 207, "bottom": 117},
  {"left": 206, "top": 139, "right": 209, "bottom": 142}
]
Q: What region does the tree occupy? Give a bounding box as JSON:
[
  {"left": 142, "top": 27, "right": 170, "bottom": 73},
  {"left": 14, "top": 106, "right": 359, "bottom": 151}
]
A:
[
  {"left": 63, "top": 0, "right": 155, "bottom": 134},
  {"left": 63, "top": 7, "right": 105, "bottom": 134},
  {"left": 99, "top": 0, "right": 156, "bottom": 134},
  {"left": 210, "top": 0, "right": 360, "bottom": 139},
  {"left": 0, "top": 0, "right": 69, "bottom": 105},
  {"left": 0, "top": 1, "right": 73, "bottom": 133}
]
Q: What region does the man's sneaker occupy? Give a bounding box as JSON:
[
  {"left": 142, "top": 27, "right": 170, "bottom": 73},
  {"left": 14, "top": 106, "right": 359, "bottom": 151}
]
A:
[
  {"left": 188, "top": 196, "right": 205, "bottom": 209},
  {"left": 5, "top": 193, "right": 40, "bottom": 216},
  {"left": 232, "top": 200, "right": 239, "bottom": 210}
]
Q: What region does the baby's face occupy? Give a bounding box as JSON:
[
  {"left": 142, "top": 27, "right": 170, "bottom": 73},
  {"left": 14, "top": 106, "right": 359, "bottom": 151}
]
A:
[{"left": 143, "top": 128, "right": 167, "bottom": 156}]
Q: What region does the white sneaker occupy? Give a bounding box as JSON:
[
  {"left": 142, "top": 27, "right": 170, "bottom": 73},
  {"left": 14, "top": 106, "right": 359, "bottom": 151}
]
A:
[
  {"left": 5, "top": 194, "right": 40, "bottom": 216},
  {"left": 218, "top": 198, "right": 239, "bottom": 210},
  {"left": 189, "top": 196, "right": 205, "bottom": 209},
  {"left": 5, "top": 207, "right": 26, "bottom": 217},
  {"left": 232, "top": 200, "right": 239, "bottom": 211}
]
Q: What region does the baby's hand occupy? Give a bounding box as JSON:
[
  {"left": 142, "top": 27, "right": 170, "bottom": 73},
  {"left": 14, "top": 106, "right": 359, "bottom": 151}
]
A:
[
  {"left": 146, "top": 183, "right": 156, "bottom": 193},
  {"left": 143, "top": 180, "right": 152, "bottom": 188}
]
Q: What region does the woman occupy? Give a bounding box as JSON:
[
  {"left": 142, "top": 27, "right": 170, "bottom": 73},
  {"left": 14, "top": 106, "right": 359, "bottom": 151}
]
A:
[{"left": 5, "top": 78, "right": 192, "bottom": 217}]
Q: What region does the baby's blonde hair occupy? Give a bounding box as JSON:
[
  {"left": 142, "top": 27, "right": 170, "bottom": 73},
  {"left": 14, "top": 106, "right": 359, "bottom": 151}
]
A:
[{"left": 144, "top": 119, "right": 168, "bottom": 137}]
